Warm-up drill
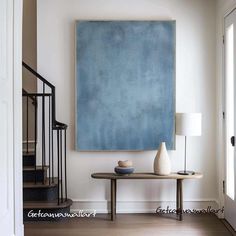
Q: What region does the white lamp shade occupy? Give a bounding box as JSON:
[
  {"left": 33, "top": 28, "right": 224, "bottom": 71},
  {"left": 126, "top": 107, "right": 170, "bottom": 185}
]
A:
[{"left": 176, "top": 113, "right": 202, "bottom": 136}]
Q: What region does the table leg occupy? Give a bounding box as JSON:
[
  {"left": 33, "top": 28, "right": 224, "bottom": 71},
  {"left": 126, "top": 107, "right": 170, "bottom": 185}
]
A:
[
  {"left": 176, "top": 179, "right": 180, "bottom": 215},
  {"left": 178, "top": 179, "right": 183, "bottom": 221},
  {"left": 111, "top": 179, "right": 116, "bottom": 221},
  {"left": 114, "top": 179, "right": 117, "bottom": 215}
]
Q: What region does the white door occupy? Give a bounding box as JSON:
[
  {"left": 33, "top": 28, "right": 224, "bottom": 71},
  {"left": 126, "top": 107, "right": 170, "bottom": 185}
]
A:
[
  {"left": 0, "top": 0, "right": 23, "bottom": 235},
  {"left": 224, "top": 8, "right": 236, "bottom": 231}
]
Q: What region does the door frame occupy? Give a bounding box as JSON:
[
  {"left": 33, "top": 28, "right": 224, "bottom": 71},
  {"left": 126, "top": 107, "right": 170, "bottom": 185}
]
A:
[
  {"left": 13, "top": 0, "right": 23, "bottom": 235},
  {"left": 219, "top": 2, "right": 236, "bottom": 220},
  {"left": 216, "top": 1, "right": 236, "bottom": 220},
  {"left": 223, "top": 6, "right": 236, "bottom": 227}
]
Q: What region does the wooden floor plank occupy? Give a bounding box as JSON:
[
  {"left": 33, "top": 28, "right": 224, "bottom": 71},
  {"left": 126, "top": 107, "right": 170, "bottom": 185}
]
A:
[{"left": 24, "top": 213, "right": 232, "bottom": 236}]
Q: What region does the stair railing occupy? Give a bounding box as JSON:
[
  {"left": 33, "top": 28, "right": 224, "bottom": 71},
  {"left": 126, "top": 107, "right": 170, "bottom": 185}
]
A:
[{"left": 22, "top": 62, "right": 67, "bottom": 205}]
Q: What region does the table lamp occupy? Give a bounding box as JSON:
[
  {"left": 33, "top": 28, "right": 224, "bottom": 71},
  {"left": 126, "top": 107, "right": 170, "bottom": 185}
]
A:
[{"left": 176, "top": 113, "right": 202, "bottom": 175}]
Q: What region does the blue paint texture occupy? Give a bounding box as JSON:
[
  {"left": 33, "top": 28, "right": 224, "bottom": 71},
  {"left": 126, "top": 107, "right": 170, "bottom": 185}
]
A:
[{"left": 76, "top": 21, "right": 175, "bottom": 150}]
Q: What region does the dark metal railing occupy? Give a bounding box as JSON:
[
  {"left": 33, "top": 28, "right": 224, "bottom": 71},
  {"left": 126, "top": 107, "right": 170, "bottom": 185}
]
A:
[{"left": 22, "top": 62, "right": 68, "bottom": 204}]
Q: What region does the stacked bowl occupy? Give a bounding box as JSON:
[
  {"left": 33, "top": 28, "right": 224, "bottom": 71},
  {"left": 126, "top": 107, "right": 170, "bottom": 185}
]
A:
[{"left": 114, "top": 160, "right": 134, "bottom": 175}]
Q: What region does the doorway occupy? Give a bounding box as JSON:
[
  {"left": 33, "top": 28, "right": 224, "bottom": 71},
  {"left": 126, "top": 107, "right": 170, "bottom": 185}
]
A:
[{"left": 224, "top": 7, "right": 236, "bottom": 231}]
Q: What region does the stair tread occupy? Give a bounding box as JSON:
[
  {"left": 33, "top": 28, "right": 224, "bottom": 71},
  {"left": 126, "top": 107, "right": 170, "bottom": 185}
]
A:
[
  {"left": 23, "top": 166, "right": 49, "bottom": 171},
  {"left": 24, "top": 199, "right": 72, "bottom": 209},
  {"left": 23, "top": 178, "right": 58, "bottom": 188}
]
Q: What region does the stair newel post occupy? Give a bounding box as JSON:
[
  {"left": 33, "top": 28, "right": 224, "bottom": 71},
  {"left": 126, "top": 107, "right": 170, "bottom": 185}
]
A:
[
  {"left": 34, "top": 96, "right": 37, "bottom": 184},
  {"left": 52, "top": 87, "right": 56, "bottom": 127},
  {"left": 60, "top": 129, "right": 63, "bottom": 203},
  {"left": 57, "top": 129, "right": 60, "bottom": 205},
  {"left": 64, "top": 128, "right": 67, "bottom": 201},
  {"left": 52, "top": 87, "right": 56, "bottom": 185},
  {"left": 52, "top": 87, "right": 56, "bottom": 186}
]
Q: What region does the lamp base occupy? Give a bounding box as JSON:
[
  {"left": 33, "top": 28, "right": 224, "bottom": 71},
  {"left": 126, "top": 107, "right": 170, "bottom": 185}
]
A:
[{"left": 177, "top": 170, "right": 195, "bottom": 175}]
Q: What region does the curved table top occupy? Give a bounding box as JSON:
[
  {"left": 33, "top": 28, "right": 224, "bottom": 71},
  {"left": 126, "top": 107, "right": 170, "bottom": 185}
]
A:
[{"left": 91, "top": 172, "right": 203, "bottom": 180}]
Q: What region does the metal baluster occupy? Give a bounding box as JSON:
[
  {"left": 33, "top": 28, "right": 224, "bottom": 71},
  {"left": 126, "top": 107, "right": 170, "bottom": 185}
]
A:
[
  {"left": 41, "top": 98, "right": 44, "bottom": 183},
  {"left": 42, "top": 84, "right": 45, "bottom": 184},
  {"left": 60, "top": 129, "right": 63, "bottom": 203},
  {"left": 52, "top": 122, "right": 54, "bottom": 184},
  {"left": 57, "top": 129, "right": 60, "bottom": 205},
  {"left": 49, "top": 96, "right": 51, "bottom": 185},
  {"left": 34, "top": 96, "right": 37, "bottom": 184},
  {"left": 64, "top": 129, "right": 67, "bottom": 201},
  {"left": 26, "top": 96, "right": 29, "bottom": 153}
]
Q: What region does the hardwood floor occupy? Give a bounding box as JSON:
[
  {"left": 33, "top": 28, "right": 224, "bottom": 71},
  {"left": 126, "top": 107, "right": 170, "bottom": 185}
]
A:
[{"left": 24, "top": 213, "right": 233, "bottom": 236}]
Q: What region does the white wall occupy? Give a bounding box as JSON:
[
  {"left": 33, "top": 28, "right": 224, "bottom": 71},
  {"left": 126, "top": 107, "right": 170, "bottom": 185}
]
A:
[
  {"left": 22, "top": 0, "right": 37, "bottom": 143},
  {"left": 23, "top": 0, "right": 37, "bottom": 83},
  {"left": 37, "top": 0, "right": 217, "bottom": 212}
]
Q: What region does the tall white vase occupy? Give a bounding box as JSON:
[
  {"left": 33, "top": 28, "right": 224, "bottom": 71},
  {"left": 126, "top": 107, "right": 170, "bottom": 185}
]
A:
[{"left": 154, "top": 142, "right": 171, "bottom": 175}]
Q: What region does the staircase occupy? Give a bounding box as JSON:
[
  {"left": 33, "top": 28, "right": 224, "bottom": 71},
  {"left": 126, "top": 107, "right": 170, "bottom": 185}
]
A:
[{"left": 22, "top": 62, "right": 72, "bottom": 221}]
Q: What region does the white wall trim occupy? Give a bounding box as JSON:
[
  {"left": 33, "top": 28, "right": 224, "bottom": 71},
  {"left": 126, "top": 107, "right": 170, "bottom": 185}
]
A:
[
  {"left": 13, "top": 0, "right": 23, "bottom": 235},
  {"left": 216, "top": 7, "right": 226, "bottom": 219},
  {"left": 71, "top": 200, "right": 219, "bottom": 214}
]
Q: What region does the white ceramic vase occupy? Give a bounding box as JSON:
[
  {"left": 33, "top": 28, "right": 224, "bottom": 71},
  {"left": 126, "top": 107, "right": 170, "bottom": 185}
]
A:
[{"left": 154, "top": 142, "right": 171, "bottom": 175}]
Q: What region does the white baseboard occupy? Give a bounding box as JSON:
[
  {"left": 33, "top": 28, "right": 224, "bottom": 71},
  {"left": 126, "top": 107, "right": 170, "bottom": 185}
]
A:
[
  {"left": 214, "top": 199, "right": 224, "bottom": 218},
  {"left": 15, "top": 224, "right": 24, "bottom": 236},
  {"left": 71, "top": 200, "right": 219, "bottom": 214}
]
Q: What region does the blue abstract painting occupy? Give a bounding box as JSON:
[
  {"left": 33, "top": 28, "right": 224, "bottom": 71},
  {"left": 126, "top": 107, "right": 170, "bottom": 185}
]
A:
[{"left": 76, "top": 21, "right": 175, "bottom": 151}]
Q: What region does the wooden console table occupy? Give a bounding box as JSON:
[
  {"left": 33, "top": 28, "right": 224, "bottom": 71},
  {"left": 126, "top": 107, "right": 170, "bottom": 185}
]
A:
[{"left": 91, "top": 172, "right": 203, "bottom": 221}]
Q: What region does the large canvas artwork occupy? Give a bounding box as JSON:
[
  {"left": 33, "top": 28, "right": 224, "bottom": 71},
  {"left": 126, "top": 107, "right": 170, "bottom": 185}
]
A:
[{"left": 76, "top": 21, "right": 175, "bottom": 151}]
